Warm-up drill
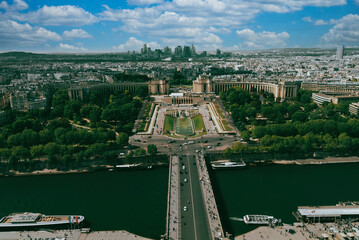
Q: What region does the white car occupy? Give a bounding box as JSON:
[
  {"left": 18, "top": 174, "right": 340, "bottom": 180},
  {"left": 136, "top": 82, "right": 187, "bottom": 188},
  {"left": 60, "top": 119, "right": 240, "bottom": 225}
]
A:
[
  {"left": 184, "top": 178, "right": 188, "bottom": 183},
  {"left": 184, "top": 206, "right": 188, "bottom": 211},
  {"left": 207, "top": 146, "right": 212, "bottom": 149},
  {"left": 182, "top": 165, "right": 186, "bottom": 170}
]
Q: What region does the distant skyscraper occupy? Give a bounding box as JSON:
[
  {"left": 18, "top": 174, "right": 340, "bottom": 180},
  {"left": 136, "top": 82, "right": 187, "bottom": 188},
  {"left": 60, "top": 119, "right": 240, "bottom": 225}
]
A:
[
  {"left": 164, "top": 46, "right": 172, "bottom": 55},
  {"left": 336, "top": 45, "right": 344, "bottom": 59},
  {"left": 191, "top": 44, "right": 196, "bottom": 56},
  {"left": 183, "top": 46, "right": 192, "bottom": 57},
  {"left": 141, "top": 44, "right": 148, "bottom": 55},
  {"left": 174, "top": 46, "right": 183, "bottom": 56}
]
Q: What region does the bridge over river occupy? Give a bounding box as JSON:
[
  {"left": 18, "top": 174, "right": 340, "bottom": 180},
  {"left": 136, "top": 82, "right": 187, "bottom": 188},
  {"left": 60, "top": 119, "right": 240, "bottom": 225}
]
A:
[{"left": 164, "top": 154, "right": 228, "bottom": 240}]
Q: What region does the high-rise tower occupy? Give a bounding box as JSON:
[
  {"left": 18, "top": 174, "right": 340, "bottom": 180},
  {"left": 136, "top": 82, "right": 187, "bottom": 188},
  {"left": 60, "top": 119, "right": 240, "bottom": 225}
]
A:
[{"left": 336, "top": 45, "right": 344, "bottom": 59}]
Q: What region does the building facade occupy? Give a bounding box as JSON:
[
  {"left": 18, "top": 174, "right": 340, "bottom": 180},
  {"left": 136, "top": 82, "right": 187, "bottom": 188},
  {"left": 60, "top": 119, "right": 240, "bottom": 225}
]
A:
[
  {"left": 192, "top": 74, "right": 297, "bottom": 100},
  {"left": 349, "top": 102, "right": 359, "bottom": 116},
  {"left": 301, "top": 82, "right": 359, "bottom": 95},
  {"left": 68, "top": 80, "right": 170, "bottom": 101}
]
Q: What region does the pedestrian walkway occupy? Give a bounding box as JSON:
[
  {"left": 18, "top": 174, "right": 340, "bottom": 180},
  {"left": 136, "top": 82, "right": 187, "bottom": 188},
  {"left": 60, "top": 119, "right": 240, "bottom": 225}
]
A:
[
  {"left": 196, "top": 153, "right": 227, "bottom": 240},
  {"left": 166, "top": 155, "right": 180, "bottom": 240}
]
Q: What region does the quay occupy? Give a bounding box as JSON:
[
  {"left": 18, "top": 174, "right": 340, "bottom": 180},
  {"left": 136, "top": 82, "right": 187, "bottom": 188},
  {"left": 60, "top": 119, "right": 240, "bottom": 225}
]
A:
[
  {"left": 294, "top": 203, "right": 359, "bottom": 223},
  {"left": 0, "top": 230, "right": 151, "bottom": 240},
  {"left": 236, "top": 221, "right": 359, "bottom": 240}
]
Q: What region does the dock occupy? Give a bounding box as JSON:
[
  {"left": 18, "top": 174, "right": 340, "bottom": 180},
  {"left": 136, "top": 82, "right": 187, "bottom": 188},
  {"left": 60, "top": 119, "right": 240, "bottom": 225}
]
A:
[{"left": 0, "top": 230, "right": 152, "bottom": 240}]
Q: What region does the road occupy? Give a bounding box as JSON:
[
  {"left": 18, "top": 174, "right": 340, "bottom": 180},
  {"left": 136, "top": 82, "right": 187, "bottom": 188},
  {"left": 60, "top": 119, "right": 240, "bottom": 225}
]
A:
[
  {"left": 179, "top": 155, "right": 211, "bottom": 240},
  {"left": 130, "top": 134, "right": 240, "bottom": 155}
]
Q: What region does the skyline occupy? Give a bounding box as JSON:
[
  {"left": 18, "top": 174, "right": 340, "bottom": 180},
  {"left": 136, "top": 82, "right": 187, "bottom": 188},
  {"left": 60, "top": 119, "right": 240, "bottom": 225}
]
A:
[{"left": 0, "top": 0, "right": 358, "bottom": 53}]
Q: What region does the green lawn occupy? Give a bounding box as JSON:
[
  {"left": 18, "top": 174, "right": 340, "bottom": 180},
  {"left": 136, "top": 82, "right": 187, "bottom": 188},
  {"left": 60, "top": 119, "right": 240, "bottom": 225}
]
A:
[
  {"left": 214, "top": 103, "right": 226, "bottom": 119},
  {"left": 192, "top": 115, "right": 205, "bottom": 131},
  {"left": 164, "top": 115, "right": 175, "bottom": 132},
  {"left": 222, "top": 119, "right": 233, "bottom": 131}
]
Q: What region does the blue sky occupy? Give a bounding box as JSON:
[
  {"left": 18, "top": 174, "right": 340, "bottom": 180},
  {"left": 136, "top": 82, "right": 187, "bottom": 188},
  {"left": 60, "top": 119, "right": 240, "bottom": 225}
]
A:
[{"left": 0, "top": 0, "right": 358, "bottom": 52}]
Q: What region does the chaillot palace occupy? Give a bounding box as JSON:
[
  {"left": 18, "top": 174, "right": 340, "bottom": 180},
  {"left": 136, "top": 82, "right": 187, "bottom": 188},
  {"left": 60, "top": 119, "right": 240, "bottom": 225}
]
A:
[{"left": 68, "top": 75, "right": 297, "bottom": 101}]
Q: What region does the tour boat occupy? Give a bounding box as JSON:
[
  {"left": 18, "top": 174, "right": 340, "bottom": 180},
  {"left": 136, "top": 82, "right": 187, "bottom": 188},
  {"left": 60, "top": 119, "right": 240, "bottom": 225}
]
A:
[
  {"left": 243, "top": 215, "right": 278, "bottom": 225},
  {"left": 211, "top": 161, "right": 246, "bottom": 169},
  {"left": 0, "top": 212, "right": 84, "bottom": 228}
]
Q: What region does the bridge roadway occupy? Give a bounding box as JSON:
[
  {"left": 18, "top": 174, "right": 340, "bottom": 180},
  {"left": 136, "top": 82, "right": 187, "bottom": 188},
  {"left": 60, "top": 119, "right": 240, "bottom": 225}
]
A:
[{"left": 165, "top": 154, "right": 227, "bottom": 240}]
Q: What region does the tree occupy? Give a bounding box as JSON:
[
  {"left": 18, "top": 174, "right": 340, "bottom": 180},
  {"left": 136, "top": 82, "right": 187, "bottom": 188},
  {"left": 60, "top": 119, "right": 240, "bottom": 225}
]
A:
[
  {"left": 134, "top": 148, "right": 146, "bottom": 157},
  {"left": 21, "top": 129, "right": 40, "bottom": 147},
  {"left": 292, "top": 112, "right": 308, "bottom": 122},
  {"left": 116, "top": 132, "right": 129, "bottom": 145},
  {"left": 7, "top": 133, "right": 22, "bottom": 146},
  {"left": 222, "top": 147, "right": 232, "bottom": 158},
  {"left": 30, "top": 145, "right": 44, "bottom": 160},
  {"left": 126, "top": 151, "right": 134, "bottom": 161},
  {"left": 147, "top": 144, "right": 158, "bottom": 156},
  {"left": 241, "top": 130, "right": 250, "bottom": 142}
]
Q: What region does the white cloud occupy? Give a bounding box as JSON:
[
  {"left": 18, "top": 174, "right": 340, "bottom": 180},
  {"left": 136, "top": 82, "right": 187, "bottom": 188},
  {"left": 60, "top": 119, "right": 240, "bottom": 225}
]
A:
[
  {"left": 0, "top": 1, "right": 9, "bottom": 9},
  {"left": 0, "top": 20, "right": 61, "bottom": 47},
  {"left": 63, "top": 29, "right": 92, "bottom": 39},
  {"left": 59, "top": 43, "right": 86, "bottom": 52},
  {"left": 0, "top": 0, "right": 28, "bottom": 11},
  {"left": 98, "top": 0, "right": 345, "bottom": 49},
  {"left": 236, "top": 28, "right": 290, "bottom": 49},
  {"left": 321, "top": 14, "right": 359, "bottom": 46},
  {"left": 313, "top": 19, "right": 337, "bottom": 25},
  {"left": 127, "top": 0, "right": 163, "bottom": 5},
  {"left": 113, "top": 37, "right": 160, "bottom": 51},
  {"left": 14, "top": 5, "right": 97, "bottom": 26},
  {"left": 208, "top": 26, "right": 231, "bottom": 34},
  {"left": 302, "top": 16, "right": 313, "bottom": 22}
]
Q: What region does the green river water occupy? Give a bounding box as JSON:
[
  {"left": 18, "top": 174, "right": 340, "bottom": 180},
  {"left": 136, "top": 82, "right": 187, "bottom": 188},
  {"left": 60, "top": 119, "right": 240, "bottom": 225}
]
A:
[
  {"left": 212, "top": 163, "right": 359, "bottom": 236},
  {"left": 0, "top": 168, "right": 168, "bottom": 239},
  {"left": 1, "top": 163, "right": 359, "bottom": 238}
]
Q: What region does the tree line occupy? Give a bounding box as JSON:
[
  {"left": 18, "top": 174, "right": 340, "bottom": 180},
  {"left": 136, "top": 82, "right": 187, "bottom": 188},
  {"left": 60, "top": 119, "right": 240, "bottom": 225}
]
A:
[{"left": 0, "top": 88, "right": 147, "bottom": 172}]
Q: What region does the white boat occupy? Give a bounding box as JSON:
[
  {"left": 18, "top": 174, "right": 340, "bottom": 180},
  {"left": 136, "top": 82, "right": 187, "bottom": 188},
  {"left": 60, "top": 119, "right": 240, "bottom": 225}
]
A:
[
  {"left": 0, "top": 212, "right": 84, "bottom": 228},
  {"left": 243, "top": 215, "right": 278, "bottom": 225},
  {"left": 211, "top": 161, "right": 246, "bottom": 169}
]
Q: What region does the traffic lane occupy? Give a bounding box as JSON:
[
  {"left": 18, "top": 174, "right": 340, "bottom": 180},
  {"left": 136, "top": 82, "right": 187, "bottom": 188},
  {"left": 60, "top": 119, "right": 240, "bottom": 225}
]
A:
[
  {"left": 180, "top": 156, "right": 196, "bottom": 240},
  {"left": 187, "top": 155, "right": 211, "bottom": 240}
]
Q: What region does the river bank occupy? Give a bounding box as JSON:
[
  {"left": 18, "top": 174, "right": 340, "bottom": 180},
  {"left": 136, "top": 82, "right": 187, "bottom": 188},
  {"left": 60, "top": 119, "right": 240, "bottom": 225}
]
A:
[
  {"left": 272, "top": 156, "right": 359, "bottom": 165},
  {"left": 0, "top": 229, "right": 153, "bottom": 240}
]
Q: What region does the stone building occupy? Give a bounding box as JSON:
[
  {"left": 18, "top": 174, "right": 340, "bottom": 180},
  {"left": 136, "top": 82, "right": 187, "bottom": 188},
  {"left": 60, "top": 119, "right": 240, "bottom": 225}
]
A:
[
  {"left": 301, "top": 82, "right": 359, "bottom": 95},
  {"left": 192, "top": 74, "right": 297, "bottom": 100},
  {"left": 68, "top": 80, "right": 170, "bottom": 101}
]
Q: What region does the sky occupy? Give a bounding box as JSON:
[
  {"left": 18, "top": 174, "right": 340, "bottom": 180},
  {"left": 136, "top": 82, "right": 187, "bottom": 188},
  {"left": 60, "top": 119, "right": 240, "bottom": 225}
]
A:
[{"left": 0, "top": 0, "right": 358, "bottom": 53}]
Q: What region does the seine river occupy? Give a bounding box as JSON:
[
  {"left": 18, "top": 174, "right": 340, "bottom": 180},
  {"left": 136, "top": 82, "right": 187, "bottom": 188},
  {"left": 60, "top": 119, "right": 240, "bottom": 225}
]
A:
[
  {"left": 213, "top": 163, "right": 359, "bottom": 236},
  {"left": 1, "top": 163, "right": 359, "bottom": 238},
  {"left": 0, "top": 168, "right": 168, "bottom": 239}
]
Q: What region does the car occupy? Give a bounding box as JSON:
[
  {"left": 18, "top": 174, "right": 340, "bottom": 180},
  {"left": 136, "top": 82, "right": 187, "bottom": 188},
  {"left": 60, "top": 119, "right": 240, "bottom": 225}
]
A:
[
  {"left": 182, "top": 165, "right": 186, "bottom": 170},
  {"left": 183, "top": 206, "right": 187, "bottom": 211},
  {"left": 207, "top": 146, "right": 212, "bottom": 149},
  {"left": 217, "top": 142, "right": 221, "bottom": 146},
  {"left": 196, "top": 150, "right": 200, "bottom": 153},
  {"left": 184, "top": 178, "right": 188, "bottom": 183}
]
